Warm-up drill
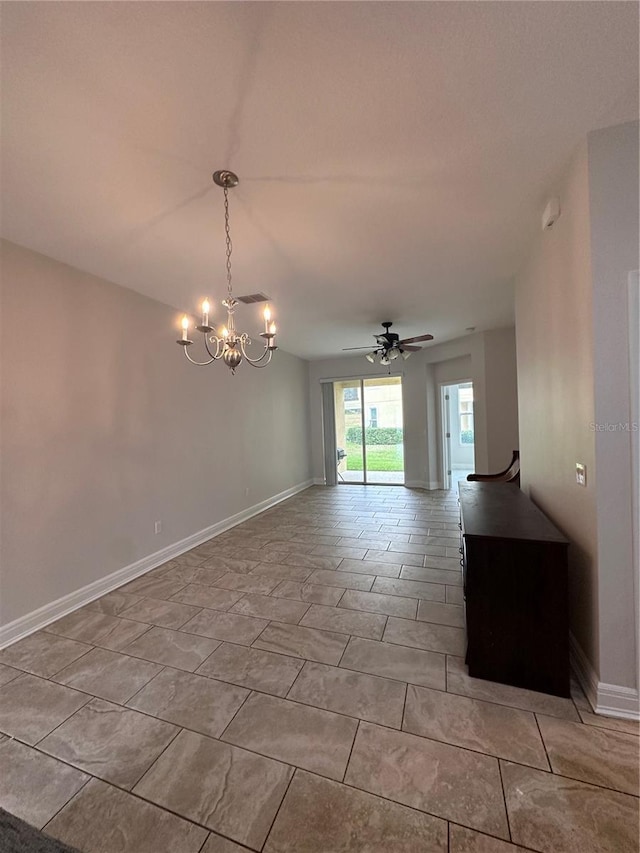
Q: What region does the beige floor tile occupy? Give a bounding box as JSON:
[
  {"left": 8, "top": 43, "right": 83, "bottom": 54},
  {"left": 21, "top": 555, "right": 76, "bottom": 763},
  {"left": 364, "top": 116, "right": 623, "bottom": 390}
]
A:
[
  {"left": 229, "top": 546, "right": 276, "bottom": 563},
  {"left": 201, "top": 555, "right": 260, "bottom": 574},
  {"left": 146, "top": 560, "right": 182, "bottom": 576},
  {"left": 288, "top": 661, "right": 406, "bottom": 728},
  {"left": 229, "top": 592, "right": 310, "bottom": 624},
  {"left": 169, "top": 583, "right": 244, "bottom": 611},
  {"left": 0, "top": 673, "right": 89, "bottom": 744},
  {"left": 45, "top": 610, "right": 150, "bottom": 651},
  {"left": 389, "top": 541, "right": 446, "bottom": 557},
  {"left": 134, "top": 729, "right": 292, "bottom": 849},
  {"left": 180, "top": 609, "right": 268, "bottom": 645},
  {"left": 537, "top": 714, "right": 639, "bottom": 795},
  {"left": 422, "top": 555, "right": 462, "bottom": 571},
  {"left": 127, "top": 666, "right": 249, "bottom": 737},
  {"left": 372, "top": 576, "right": 446, "bottom": 601},
  {"left": 120, "top": 576, "right": 188, "bottom": 599},
  {"left": 263, "top": 769, "right": 447, "bottom": 852},
  {"left": 400, "top": 566, "right": 462, "bottom": 586},
  {"left": 281, "top": 552, "right": 343, "bottom": 571},
  {"left": 270, "top": 579, "right": 345, "bottom": 606},
  {"left": 409, "top": 534, "right": 458, "bottom": 546},
  {"left": 201, "top": 834, "right": 250, "bottom": 853},
  {"left": 45, "top": 778, "right": 208, "bottom": 853},
  {"left": 446, "top": 656, "right": 580, "bottom": 720},
  {"left": 311, "top": 544, "right": 368, "bottom": 559},
  {"left": 446, "top": 585, "right": 464, "bottom": 605},
  {"left": 221, "top": 692, "right": 357, "bottom": 780},
  {"left": 577, "top": 706, "right": 640, "bottom": 736},
  {"left": 384, "top": 616, "right": 466, "bottom": 655},
  {"left": 365, "top": 549, "right": 425, "bottom": 567},
  {"left": 52, "top": 647, "right": 161, "bottom": 703},
  {"left": 253, "top": 622, "right": 349, "bottom": 664},
  {"left": 172, "top": 552, "right": 209, "bottom": 567},
  {"left": 339, "top": 588, "right": 417, "bottom": 619},
  {"left": 250, "top": 562, "right": 315, "bottom": 582},
  {"left": 163, "top": 565, "right": 228, "bottom": 585},
  {"left": 345, "top": 722, "right": 509, "bottom": 839},
  {"left": 0, "top": 663, "right": 21, "bottom": 686},
  {"left": 381, "top": 525, "right": 429, "bottom": 536},
  {"left": 39, "top": 698, "right": 178, "bottom": 789},
  {"left": 307, "top": 569, "right": 375, "bottom": 590},
  {"left": 337, "top": 536, "right": 392, "bottom": 550},
  {"left": 0, "top": 632, "right": 91, "bottom": 678},
  {"left": 0, "top": 738, "right": 89, "bottom": 829},
  {"left": 378, "top": 525, "right": 412, "bottom": 537},
  {"left": 212, "top": 571, "right": 281, "bottom": 594},
  {"left": 449, "top": 824, "right": 530, "bottom": 852},
  {"left": 403, "top": 685, "right": 549, "bottom": 769},
  {"left": 197, "top": 642, "right": 304, "bottom": 696},
  {"left": 300, "top": 603, "right": 386, "bottom": 640},
  {"left": 289, "top": 533, "right": 343, "bottom": 546},
  {"left": 337, "top": 558, "right": 401, "bottom": 578},
  {"left": 501, "top": 760, "right": 640, "bottom": 853},
  {"left": 340, "top": 637, "right": 446, "bottom": 689},
  {"left": 86, "top": 591, "right": 144, "bottom": 616},
  {"left": 416, "top": 599, "right": 465, "bottom": 627},
  {"left": 118, "top": 596, "right": 203, "bottom": 629},
  {"left": 122, "top": 626, "right": 221, "bottom": 671}
]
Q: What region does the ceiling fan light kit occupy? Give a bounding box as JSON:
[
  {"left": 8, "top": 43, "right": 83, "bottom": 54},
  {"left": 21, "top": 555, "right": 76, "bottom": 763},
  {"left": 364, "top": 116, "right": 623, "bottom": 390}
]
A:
[
  {"left": 176, "top": 170, "right": 278, "bottom": 375},
  {"left": 344, "top": 321, "right": 433, "bottom": 368}
]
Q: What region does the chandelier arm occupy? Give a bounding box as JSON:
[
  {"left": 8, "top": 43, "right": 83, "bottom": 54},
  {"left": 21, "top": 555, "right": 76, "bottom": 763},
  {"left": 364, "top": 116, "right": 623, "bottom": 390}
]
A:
[
  {"left": 238, "top": 338, "right": 272, "bottom": 364},
  {"left": 244, "top": 350, "right": 274, "bottom": 368},
  {"left": 203, "top": 334, "right": 223, "bottom": 360},
  {"left": 183, "top": 347, "right": 217, "bottom": 366}
]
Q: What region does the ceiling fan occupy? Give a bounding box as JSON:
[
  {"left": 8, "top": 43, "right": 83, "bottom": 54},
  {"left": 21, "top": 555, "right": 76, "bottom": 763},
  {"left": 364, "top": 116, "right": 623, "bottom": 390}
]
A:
[{"left": 343, "top": 321, "right": 433, "bottom": 365}]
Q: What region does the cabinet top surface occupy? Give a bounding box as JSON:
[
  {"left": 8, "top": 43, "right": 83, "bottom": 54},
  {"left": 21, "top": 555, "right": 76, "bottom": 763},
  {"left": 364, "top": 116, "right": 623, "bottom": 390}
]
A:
[{"left": 458, "top": 482, "right": 569, "bottom": 544}]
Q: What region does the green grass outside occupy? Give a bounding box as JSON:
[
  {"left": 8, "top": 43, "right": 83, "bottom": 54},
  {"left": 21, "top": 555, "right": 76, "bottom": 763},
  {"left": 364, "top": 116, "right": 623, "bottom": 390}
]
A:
[{"left": 345, "top": 443, "right": 404, "bottom": 472}]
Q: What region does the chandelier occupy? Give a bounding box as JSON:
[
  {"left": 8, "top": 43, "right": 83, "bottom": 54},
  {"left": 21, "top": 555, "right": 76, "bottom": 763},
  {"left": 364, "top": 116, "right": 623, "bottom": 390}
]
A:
[{"left": 177, "top": 170, "right": 278, "bottom": 374}]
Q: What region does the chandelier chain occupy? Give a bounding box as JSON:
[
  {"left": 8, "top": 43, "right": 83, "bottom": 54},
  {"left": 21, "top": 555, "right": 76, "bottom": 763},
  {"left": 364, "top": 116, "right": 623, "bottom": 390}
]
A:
[{"left": 223, "top": 185, "right": 233, "bottom": 296}]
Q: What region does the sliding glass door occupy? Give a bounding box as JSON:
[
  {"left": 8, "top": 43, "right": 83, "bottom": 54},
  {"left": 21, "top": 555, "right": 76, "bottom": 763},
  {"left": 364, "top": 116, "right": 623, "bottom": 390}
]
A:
[{"left": 333, "top": 377, "right": 404, "bottom": 484}]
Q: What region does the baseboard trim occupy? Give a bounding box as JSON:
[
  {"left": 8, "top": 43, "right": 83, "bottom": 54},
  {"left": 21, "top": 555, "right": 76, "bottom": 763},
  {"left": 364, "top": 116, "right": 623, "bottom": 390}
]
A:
[
  {"left": 0, "top": 479, "right": 314, "bottom": 649},
  {"left": 312, "top": 478, "right": 326, "bottom": 486},
  {"left": 570, "top": 631, "right": 639, "bottom": 720}
]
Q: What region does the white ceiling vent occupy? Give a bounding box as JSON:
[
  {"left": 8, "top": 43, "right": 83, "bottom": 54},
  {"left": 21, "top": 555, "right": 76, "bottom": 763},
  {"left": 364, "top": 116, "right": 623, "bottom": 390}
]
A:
[{"left": 236, "top": 293, "right": 271, "bottom": 304}]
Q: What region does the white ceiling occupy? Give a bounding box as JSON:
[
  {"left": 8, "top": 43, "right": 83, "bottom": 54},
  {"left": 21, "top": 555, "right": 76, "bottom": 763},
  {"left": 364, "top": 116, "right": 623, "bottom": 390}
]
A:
[{"left": 1, "top": 2, "right": 638, "bottom": 359}]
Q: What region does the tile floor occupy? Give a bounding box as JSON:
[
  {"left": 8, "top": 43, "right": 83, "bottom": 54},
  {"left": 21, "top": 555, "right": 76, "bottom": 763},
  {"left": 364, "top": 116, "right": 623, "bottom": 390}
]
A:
[{"left": 0, "top": 485, "right": 638, "bottom": 853}]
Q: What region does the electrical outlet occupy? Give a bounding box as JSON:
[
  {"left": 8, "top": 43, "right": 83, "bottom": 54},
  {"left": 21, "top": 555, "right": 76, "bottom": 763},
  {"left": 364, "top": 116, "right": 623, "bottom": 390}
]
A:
[
  {"left": 244, "top": 487, "right": 250, "bottom": 496},
  {"left": 576, "top": 463, "right": 587, "bottom": 487},
  {"left": 154, "top": 520, "right": 162, "bottom": 534}
]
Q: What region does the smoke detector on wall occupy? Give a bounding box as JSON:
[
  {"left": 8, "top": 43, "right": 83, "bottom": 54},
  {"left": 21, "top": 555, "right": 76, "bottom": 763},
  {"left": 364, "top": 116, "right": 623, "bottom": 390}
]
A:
[{"left": 542, "top": 198, "right": 561, "bottom": 230}]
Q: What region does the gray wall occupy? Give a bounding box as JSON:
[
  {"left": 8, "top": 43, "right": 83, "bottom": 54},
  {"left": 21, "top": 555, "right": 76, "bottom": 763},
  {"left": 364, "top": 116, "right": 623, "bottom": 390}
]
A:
[
  {"left": 515, "top": 121, "right": 639, "bottom": 692},
  {"left": 308, "top": 328, "right": 519, "bottom": 488},
  {"left": 588, "top": 122, "right": 639, "bottom": 689},
  {"left": 0, "top": 240, "right": 311, "bottom": 627}
]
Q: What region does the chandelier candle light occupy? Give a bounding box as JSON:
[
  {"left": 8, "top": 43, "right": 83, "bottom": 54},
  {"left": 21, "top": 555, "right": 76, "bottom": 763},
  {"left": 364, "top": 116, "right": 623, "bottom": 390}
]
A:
[{"left": 177, "top": 170, "right": 278, "bottom": 374}]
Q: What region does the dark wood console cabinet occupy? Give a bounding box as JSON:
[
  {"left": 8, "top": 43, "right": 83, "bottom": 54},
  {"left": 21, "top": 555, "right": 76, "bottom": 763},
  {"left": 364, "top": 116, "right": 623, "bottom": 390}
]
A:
[{"left": 459, "top": 482, "right": 570, "bottom": 698}]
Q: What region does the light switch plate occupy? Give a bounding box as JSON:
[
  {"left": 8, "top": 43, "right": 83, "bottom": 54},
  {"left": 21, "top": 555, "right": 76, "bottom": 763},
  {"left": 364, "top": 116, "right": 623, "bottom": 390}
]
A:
[{"left": 576, "top": 463, "right": 587, "bottom": 487}]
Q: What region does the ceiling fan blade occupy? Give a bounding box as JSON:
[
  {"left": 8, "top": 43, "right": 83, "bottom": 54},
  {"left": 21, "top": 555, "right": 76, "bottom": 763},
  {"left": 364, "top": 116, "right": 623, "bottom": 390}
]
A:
[
  {"left": 400, "top": 344, "right": 422, "bottom": 352},
  {"left": 398, "top": 334, "right": 433, "bottom": 344},
  {"left": 342, "top": 346, "right": 378, "bottom": 351}
]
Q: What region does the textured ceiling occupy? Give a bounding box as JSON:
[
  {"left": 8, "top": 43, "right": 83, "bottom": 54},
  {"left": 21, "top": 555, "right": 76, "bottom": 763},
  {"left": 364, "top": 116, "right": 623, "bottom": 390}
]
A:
[{"left": 1, "top": 2, "right": 638, "bottom": 359}]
